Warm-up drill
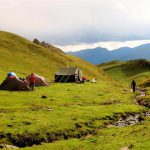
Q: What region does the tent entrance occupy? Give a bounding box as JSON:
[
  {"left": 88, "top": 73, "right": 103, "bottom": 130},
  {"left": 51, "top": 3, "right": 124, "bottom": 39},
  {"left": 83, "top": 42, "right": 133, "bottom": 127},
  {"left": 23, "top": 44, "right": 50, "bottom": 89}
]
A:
[{"left": 55, "top": 75, "right": 76, "bottom": 83}]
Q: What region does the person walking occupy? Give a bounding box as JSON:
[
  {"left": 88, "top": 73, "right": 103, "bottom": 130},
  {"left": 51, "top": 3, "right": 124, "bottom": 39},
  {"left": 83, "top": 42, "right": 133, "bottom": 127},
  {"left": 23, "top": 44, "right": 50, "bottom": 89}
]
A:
[{"left": 131, "top": 80, "right": 136, "bottom": 93}]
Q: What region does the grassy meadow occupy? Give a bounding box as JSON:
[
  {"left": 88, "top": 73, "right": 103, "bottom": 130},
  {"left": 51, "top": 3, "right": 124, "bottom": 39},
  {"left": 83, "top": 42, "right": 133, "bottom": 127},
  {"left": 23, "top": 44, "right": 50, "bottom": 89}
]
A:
[
  {"left": 0, "top": 79, "right": 149, "bottom": 150},
  {"left": 0, "top": 31, "right": 150, "bottom": 150}
]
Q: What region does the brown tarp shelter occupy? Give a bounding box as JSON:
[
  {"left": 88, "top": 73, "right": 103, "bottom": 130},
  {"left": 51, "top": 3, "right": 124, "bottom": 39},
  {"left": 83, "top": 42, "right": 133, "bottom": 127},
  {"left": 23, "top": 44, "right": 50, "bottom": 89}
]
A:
[
  {"left": 26, "top": 74, "right": 48, "bottom": 86},
  {"left": 55, "top": 67, "right": 83, "bottom": 83},
  {"left": 0, "top": 77, "right": 31, "bottom": 91}
]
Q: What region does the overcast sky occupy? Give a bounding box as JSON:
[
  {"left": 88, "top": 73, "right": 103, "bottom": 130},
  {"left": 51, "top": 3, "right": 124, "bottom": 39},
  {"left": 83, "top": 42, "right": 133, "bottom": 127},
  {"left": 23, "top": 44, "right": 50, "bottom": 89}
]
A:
[{"left": 1, "top": 0, "right": 150, "bottom": 51}]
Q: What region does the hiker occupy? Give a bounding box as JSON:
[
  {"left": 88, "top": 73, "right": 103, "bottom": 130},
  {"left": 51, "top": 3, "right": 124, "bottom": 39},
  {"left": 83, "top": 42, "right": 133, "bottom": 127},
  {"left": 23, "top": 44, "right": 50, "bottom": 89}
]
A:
[
  {"left": 29, "top": 73, "right": 36, "bottom": 90},
  {"left": 131, "top": 80, "right": 136, "bottom": 93}
]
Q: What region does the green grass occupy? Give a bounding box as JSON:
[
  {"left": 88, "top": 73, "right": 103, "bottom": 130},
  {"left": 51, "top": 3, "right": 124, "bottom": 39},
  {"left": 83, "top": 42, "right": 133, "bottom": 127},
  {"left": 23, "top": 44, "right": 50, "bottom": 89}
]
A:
[
  {"left": 99, "top": 60, "right": 124, "bottom": 70},
  {"left": 16, "top": 81, "right": 149, "bottom": 150},
  {"left": 22, "top": 117, "right": 150, "bottom": 150},
  {"left": 0, "top": 81, "right": 141, "bottom": 134},
  {"left": 99, "top": 59, "right": 150, "bottom": 86},
  {"left": 0, "top": 31, "right": 150, "bottom": 149},
  {"left": 0, "top": 81, "right": 146, "bottom": 149},
  {"left": 0, "top": 30, "right": 102, "bottom": 81}
]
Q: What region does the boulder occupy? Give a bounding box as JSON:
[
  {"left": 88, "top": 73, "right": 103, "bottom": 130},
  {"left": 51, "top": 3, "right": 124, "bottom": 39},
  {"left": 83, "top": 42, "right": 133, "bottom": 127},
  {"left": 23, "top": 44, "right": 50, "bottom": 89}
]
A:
[
  {"left": 0, "top": 144, "right": 19, "bottom": 149},
  {"left": 120, "top": 147, "right": 129, "bottom": 150}
]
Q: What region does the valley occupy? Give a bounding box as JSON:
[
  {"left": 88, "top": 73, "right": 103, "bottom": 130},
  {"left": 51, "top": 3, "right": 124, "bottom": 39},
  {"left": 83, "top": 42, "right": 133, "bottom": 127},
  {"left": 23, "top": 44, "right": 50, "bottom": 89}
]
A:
[{"left": 0, "top": 31, "right": 150, "bottom": 150}]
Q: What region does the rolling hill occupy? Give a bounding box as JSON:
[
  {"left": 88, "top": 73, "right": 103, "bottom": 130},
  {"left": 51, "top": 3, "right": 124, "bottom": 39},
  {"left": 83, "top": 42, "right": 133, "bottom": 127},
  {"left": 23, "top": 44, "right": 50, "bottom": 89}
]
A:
[
  {"left": 68, "top": 44, "right": 150, "bottom": 64},
  {"left": 0, "top": 31, "right": 103, "bottom": 81},
  {"left": 98, "top": 59, "right": 150, "bottom": 86}
]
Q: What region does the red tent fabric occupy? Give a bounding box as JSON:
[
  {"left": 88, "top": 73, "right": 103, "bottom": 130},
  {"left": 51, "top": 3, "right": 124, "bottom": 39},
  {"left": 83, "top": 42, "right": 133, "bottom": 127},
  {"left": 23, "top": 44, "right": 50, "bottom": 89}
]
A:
[{"left": 26, "top": 74, "right": 48, "bottom": 86}]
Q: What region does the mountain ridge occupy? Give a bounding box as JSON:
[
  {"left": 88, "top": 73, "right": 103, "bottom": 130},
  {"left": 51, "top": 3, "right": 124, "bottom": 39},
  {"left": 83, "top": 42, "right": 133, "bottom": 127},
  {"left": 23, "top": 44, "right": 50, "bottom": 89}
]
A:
[{"left": 68, "top": 43, "right": 150, "bottom": 64}]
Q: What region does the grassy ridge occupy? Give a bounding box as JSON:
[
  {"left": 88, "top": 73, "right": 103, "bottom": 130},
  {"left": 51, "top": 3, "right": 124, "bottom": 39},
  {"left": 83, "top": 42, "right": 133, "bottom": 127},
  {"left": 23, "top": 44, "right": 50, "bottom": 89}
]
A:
[
  {"left": 99, "top": 59, "right": 150, "bottom": 86},
  {"left": 0, "top": 31, "right": 102, "bottom": 81},
  {"left": 98, "top": 60, "right": 124, "bottom": 70}
]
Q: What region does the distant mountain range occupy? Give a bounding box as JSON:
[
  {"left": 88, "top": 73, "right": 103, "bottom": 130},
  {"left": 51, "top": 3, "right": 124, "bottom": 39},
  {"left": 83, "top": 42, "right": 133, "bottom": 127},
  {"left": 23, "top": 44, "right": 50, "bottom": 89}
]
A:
[{"left": 68, "top": 43, "right": 150, "bottom": 64}]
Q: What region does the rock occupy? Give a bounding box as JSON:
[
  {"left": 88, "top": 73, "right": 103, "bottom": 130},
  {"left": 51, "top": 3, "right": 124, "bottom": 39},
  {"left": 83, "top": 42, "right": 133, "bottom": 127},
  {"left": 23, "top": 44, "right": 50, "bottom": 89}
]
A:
[
  {"left": 45, "top": 108, "right": 54, "bottom": 111},
  {"left": 126, "top": 115, "right": 134, "bottom": 121},
  {"left": 0, "top": 144, "right": 19, "bottom": 149},
  {"left": 22, "top": 121, "right": 32, "bottom": 125},
  {"left": 33, "top": 38, "right": 40, "bottom": 44},
  {"left": 135, "top": 114, "right": 139, "bottom": 119},
  {"left": 107, "top": 124, "right": 115, "bottom": 128},
  {"left": 91, "top": 79, "right": 96, "bottom": 83},
  {"left": 123, "top": 89, "right": 128, "bottom": 92},
  {"left": 120, "top": 147, "right": 129, "bottom": 150},
  {"left": 7, "top": 124, "right": 13, "bottom": 127},
  {"left": 140, "top": 91, "right": 145, "bottom": 97},
  {"left": 85, "top": 134, "right": 92, "bottom": 139},
  {"left": 75, "top": 123, "right": 83, "bottom": 128},
  {"left": 145, "top": 112, "right": 150, "bottom": 116},
  {"left": 41, "top": 95, "right": 47, "bottom": 99}
]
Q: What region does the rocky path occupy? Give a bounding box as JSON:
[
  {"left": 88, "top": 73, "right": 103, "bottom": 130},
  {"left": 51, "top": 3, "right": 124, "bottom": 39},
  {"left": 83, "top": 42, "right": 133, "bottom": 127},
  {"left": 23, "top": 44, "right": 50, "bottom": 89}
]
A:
[{"left": 114, "top": 89, "right": 150, "bottom": 127}]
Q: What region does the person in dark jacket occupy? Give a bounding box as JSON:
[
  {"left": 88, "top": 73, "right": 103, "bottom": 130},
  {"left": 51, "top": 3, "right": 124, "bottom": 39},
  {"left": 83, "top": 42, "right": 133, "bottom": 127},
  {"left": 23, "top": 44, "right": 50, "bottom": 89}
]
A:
[{"left": 131, "top": 80, "right": 136, "bottom": 93}]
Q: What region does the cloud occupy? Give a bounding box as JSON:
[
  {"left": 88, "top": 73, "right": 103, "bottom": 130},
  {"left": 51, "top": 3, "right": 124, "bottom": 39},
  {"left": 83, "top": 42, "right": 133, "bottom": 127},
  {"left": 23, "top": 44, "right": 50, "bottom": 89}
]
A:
[
  {"left": 56, "top": 40, "right": 150, "bottom": 52},
  {"left": 0, "top": 0, "right": 150, "bottom": 45}
]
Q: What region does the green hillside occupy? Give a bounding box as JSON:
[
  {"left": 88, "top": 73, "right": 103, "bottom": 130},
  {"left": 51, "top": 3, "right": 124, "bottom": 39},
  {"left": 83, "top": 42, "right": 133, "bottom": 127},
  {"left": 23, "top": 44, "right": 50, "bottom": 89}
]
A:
[
  {"left": 0, "top": 31, "right": 102, "bottom": 81},
  {"left": 98, "top": 60, "right": 124, "bottom": 70},
  {"left": 99, "top": 59, "right": 150, "bottom": 86},
  {"left": 0, "top": 31, "right": 149, "bottom": 150}
]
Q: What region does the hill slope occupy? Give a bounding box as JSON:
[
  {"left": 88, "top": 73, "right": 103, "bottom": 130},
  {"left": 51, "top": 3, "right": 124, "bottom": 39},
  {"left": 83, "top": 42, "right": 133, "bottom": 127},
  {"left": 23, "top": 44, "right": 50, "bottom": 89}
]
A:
[
  {"left": 68, "top": 44, "right": 150, "bottom": 64},
  {"left": 0, "top": 31, "right": 102, "bottom": 81},
  {"left": 99, "top": 59, "right": 150, "bottom": 85},
  {"left": 0, "top": 31, "right": 149, "bottom": 150}
]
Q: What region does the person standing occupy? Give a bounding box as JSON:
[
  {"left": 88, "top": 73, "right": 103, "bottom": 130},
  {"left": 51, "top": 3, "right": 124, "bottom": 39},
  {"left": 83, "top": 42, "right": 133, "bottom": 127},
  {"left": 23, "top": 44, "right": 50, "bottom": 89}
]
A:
[
  {"left": 131, "top": 80, "right": 136, "bottom": 93},
  {"left": 29, "top": 73, "right": 36, "bottom": 90}
]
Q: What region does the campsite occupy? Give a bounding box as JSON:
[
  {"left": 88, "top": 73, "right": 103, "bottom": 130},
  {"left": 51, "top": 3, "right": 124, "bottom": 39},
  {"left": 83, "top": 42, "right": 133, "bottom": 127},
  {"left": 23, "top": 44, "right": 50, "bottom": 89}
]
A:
[{"left": 0, "top": 31, "right": 149, "bottom": 150}]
